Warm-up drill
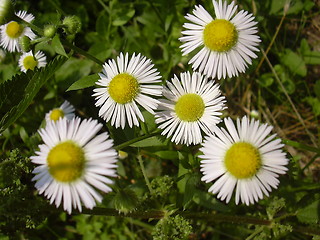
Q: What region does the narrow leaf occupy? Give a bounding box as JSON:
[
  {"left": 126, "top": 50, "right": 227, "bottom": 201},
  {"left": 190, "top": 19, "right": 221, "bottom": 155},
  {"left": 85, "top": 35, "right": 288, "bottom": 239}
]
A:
[
  {"left": 0, "top": 56, "right": 68, "bottom": 133},
  {"left": 52, "top": 34, "right": 68, "bottom": 57},
  {"left": 67, "top": 73, "right": 99, "bottom": 91}
]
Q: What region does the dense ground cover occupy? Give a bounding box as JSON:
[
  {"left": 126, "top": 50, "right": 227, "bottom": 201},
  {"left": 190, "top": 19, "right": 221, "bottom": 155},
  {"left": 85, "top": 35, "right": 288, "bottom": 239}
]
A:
[{"left": 0, "top": 0, "right": 320, "bottom": 239}]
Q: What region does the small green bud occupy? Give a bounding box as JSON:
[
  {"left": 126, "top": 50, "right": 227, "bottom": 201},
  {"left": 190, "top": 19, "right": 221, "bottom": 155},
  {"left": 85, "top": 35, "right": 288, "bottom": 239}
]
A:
[
  {"left": 0, "top": 0, "right": 14, "bottom": 25},
  {"left": 113, "top": 189, "right": 139, "bottom": 214},
  {"left": 43, "top": 24, "right": 56, "bottom": 38},
  {"left": 250, "top": 109, "right": 259, "bottom": 119},
  {"left": 19, "top": 35, "right": 31, "bottom": 52},
  {"left": 62, "top": 15, "right": 81, "bottom": 35}
]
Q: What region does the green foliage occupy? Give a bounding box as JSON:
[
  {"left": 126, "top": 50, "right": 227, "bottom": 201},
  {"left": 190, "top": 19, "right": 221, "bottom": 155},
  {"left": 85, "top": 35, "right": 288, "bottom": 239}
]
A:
[
  {"left": 297, "top": 199, "right": 320, "bottom": 224},
  {"left": 0, "top": 0, "right": 319, "bottom": 239},
  {"left": 113, "top": 188, "right": 139, "bottom": 214},
  {"left": 52, "top": 34, "right": 68, "bottom": 57},
  {"left": 0, "top": 56, "right": 67, "bottom": 134},
  {"left": 0, "top": 149, "right": 53, "bottom": 236},
  {"left": 280, "top": 49, "right": 307, "bottom": 77},
  {"left": 67, "top": 74, "right": 99, "bottom": 91},
  {"left": 150, "top": 175, "right": 174, "bottom": 199},
  {"left": 152, "top": 215, "right": 192, "bottom": 240}
]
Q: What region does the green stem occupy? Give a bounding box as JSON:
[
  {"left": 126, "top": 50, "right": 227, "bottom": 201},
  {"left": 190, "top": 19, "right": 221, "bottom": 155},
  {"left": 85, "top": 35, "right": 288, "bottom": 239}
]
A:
[
  {"left": 283, "top": 139, "right": 320, "bottom": 154},
  {"left": 17, "top": 15, "right": 104, "bottom": 66},
  {"left": 61, "top": 40, "right": 104, "bottom": 65},
  {"left": 137, "top": 155, "right": 153, "bottom": 193},
  {"left": 81, "top": 207, "right": 165, "bottom": 219},
  {"left": 246, "top": 226, "right": 264, "bottom": 240},
  {"left": 15, "top": 15, "right": 44, "bottom": 35},
  {"left": 79, "top": 207, "right": 320, "bottom": 235},
  {"left": 114, "top": 130, "right": 162, "bottom": 150}
]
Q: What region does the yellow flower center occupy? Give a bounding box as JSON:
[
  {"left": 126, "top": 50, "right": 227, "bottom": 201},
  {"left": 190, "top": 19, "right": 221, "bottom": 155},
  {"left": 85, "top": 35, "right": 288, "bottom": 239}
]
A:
[
  {"left": 175, "top": 93, "right": 205, "bottom": 122},
  {"left": 23, "top": 55, "right": 38, "bottom": 71},
  {"left": 108, "top": 73, "right": 139, "bottom": 104},
  {"left": 224, "top": 142, "right": 261, "bottom": 179},
  {"left": 47, "top": 141, "right": 85, "bottom": 182},
  {"left": 49, "top": 108, "right": 65, "bottom": 121},
  {"left": 6, "top": 21, "right": 24, "bottom": 38},
  {"left": 203, "top": 19, "right": 238, "bottom": 52}
]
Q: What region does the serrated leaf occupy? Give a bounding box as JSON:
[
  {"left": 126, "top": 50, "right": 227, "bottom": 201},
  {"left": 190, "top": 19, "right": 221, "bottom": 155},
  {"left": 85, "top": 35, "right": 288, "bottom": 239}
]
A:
[
  {"left": 0, "top": 56, "right": 67, "bottom": 134},
  {"left": 297, "top": 199, "right": 320, "bottom": 224},
  {"left": 130, "top": 136, "right": 166, "bottom": 147},
  {"left": 280, "top": 49, "right": 307, "bottom": 77},
  {"left": 52, "top": 34, "right": 68, "bottom": 57},
  {"left": 67, "top": 73, "right": 99, "bottom": 91}
]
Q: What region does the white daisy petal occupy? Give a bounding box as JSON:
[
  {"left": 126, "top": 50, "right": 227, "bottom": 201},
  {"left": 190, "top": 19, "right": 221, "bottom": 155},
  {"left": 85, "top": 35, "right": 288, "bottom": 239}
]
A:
[
  {"left": 31, "top": 117, "right": 118, "bottom": 214},
  {"left": 155, "top": 71, "right": 226, "bottom": 146},
  {"left": 200, "top": 116, "right": 288, "bottom": 205},
  {"left": 0, "top": 11, "right": 36, "bottom": 52},
  {"left": 93, "top": 52, "right": 162, "bottom": 128},
  {"left": 45, "top": 100, "right": 76, "bottom": 122},
  {"left": 180, "top": 0, "right": 260, "bottom": 79}
]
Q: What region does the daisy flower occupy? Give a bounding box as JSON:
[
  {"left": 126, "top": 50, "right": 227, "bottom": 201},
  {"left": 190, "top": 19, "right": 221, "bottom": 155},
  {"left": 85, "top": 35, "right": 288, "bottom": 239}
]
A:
[
  {"left": 155, "top": 71, "right": 226, "bottom": 145},
  {"left": 45, "top": 100, "right": 76, "bottom": 122},
  {"left": 179, "top": 0, "right": 261, "bottom": 80},
  {"left": 200, "top": 116, "right": 289, "bottom": 205},
  {"left": 0, "top": 10, "right": 36, "bottom": 52},
  {"left": 31, "top": 117, "right": 118, "bottom": 214},
  {"left": 18, "top": 50, "right": 47, "bottom": 72},
  {"left": 93, "top": 52, "right": 162, "bottom": 129}
]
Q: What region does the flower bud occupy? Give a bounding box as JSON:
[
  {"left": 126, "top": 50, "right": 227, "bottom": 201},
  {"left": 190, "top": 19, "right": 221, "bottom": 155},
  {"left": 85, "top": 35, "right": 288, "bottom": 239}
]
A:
[
  {"left": 43, "top": 24, "right": 56, "bottom": 38},
  {"left": 62, "top": 15, "right": 81, "bottom": 35},
  {"left": 19, "top": 35, "right": 31, "bottom": 52}
]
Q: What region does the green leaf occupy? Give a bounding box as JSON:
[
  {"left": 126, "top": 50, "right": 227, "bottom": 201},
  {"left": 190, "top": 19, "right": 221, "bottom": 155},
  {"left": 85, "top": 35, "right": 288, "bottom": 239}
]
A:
[
  {"left": 52, "top": 34, "right": 68, "bottom": 57},
  {"left": 258, "top": 73, "right": 274, "bottom": 87},
  {"left": 96, "top": 11, "right": 109, "bottom": 38},
  {"left": 130, "top": 136, "right": 166, "bottom": 147},
  {"left": 0, "top": 56, "right": 67, "bottom": 134},
  {"left": 304, "top": 97, "right": 320, "bottom": 116},
  {"left": 113, "top": 9, "right": 135, "bottom": 26},
  {"left": 55, "top": 57, "right": 93, "bottom": 90},
  {"left": 67, "top": 73, "right": 99, "bottom": 91},
  {"left": 297, "top": 199, "right": 320, "bottom": 224},
  {"left": 183, "top": 173, "right": 201, "bottom": 209},
  {"left": 193, "top": 189, "right": 230, "bottom": 212},
  {"left": 300, "top": 39, "right": 320, "bottom": 65},
  {"left": 280, "top": 49, "right": 307, "bottom": 77}
]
